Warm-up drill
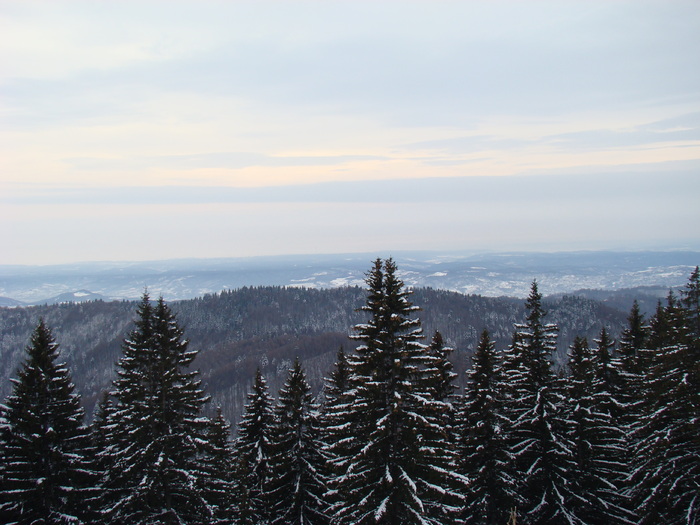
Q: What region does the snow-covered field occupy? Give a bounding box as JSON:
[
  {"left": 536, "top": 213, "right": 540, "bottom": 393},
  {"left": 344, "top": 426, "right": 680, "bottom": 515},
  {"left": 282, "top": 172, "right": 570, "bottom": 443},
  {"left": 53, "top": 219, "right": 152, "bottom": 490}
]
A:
[{"left": 0, "top": 250, "right": 697, "bottom": 305}]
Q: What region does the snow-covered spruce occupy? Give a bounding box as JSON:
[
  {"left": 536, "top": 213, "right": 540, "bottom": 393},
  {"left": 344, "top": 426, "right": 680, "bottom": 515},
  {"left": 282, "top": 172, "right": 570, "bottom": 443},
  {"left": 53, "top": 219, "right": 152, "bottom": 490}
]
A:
[
  {"left": 457, "top": 328, "right": 515, "bottom": 524},
  {"left": 0, "top": 319, "right": 93, "bottom": 524},
  {"left": 500, "top": 281, "right": 578, "bottom": 524},
  {"left": 268, "top": 358, "right": 329, "bottom": 525},
  {"left": 96, "top": 293, "right": 212, "bottom": 524},
  {"left": 233, "top": 368, "right": 275, "bottom": 525},
  {"left": 630, "top": 269, "right": 700, "bottom": 524},
  {"left": 329, "top": 258, "right": 465, "bottom": 525}
]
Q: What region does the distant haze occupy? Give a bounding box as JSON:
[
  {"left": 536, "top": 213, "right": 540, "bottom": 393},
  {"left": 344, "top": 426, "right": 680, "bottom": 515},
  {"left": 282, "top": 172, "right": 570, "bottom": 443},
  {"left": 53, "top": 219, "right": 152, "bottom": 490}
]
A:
[
  {"left": 1, "top": 2, "right": 699, "bottom": 264},
  {"left": 1, "top": 251, "right": 697, "bottom": 304}
]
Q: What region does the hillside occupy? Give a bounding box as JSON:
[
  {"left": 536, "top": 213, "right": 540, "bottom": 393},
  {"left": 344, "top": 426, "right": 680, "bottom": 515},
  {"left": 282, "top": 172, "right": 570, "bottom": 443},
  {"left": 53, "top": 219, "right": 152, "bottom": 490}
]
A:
[{"left": 0, "top": 285, "right": 629, "bottom": 426}]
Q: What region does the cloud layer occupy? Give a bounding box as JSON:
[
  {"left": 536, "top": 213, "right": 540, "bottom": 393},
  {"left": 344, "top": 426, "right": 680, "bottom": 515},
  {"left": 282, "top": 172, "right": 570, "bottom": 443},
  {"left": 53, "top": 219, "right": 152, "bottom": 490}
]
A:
[{"left": 1, "top": 1, "right": 699, "bottom": 264}]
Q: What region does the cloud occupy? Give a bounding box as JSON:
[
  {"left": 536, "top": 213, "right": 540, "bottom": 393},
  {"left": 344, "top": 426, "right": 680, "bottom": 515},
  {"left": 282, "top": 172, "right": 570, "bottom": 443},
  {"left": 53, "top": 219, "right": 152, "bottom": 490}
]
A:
[
  {"left": 544, "top": 114, "right": 700, "bottom": 152},
  {"left": 4, "top": 175, "right": 699, "bottom": 265},
  {"left": 3, "top": 2, "right": 699, "bottom": 131},
  {"left": 63, "top": 152, "right": 386, "bottom": 172},
  {"left": 398, "top": 112, "right": 700, "bottom": 160},
  {"left": 5, "top": 162, "right": 699, "bottom": 207},
  {"left": 401, "top": 135, "right": 533, "bottom": 155}
]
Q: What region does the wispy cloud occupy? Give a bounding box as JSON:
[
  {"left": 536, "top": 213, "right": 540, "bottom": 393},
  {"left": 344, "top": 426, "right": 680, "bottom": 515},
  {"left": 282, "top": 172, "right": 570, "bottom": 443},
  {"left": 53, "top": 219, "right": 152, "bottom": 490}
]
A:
[
  {"left": 5, "top": 162, "right": 699, "bottom": 206},
  {"left": 64, "top": 152, "right": 387, "bottom": 172}
]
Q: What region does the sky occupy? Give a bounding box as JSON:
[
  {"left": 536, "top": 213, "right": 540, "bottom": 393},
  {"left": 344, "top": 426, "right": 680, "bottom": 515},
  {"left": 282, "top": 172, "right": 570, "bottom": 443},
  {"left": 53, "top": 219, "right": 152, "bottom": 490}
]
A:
[{"left": 1, "top": 0, "right": 699, "bottom": 265}]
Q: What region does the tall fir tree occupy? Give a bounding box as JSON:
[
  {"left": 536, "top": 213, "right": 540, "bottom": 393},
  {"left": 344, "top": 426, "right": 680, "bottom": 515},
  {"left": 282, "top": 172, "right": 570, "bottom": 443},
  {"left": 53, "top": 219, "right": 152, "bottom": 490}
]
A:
[
  {"left": 616, "top": 300, "right": 649, "bottom": 428},
  {"left": 423, "top": 329, "right": 461, "bottom": 513},
  {"left": 458, "top": 328, "right": 514, "bottom": 524},
  {"left": 425, "top": 331, "right": 457, "bottom": 403},
  {"left": 567, "top": 334, "right": 633, "bottom": 524},
  {"left": 199, "top": 407, "right": 235, "bottom": 524},
  {"left": 99, "top": 294, "right": 211, "bottom": 524},
  {"left": 268, "top": 358, "right": 329, "bottom": 525},
  {"left": 86, "top": 392, "right": 117, "bottom": 523},
  {"left": 501, "top": 281, "right": 576, "bottom": 524},
  {"left": 681, "top": 266, "right": 700, "bottom": 338},
  {"left": 567, "top": 336, "right": 596, "bottom": 522},
  {"left": 234, "top": 368, "right": 275, "bottom": 525},
  {"left": 320, "top": 347, "right": 357, "bottom": 517},
  {"left": 0, "top": 319, "right": 92, "bottom": 524},
  {"left": 632, "top": 274, "right": 700, "bottom": 523},
  {"left": 332, "top": 258, "right": 464, "bottom": 525},
  {"left": 592, "top": 327, "right": 619, "bottom": 392},
  {"left": 616, "top": 299, "right": 650, "bottom": 524},
  {"left": 323, "top": 346, "right": 350, "bottom": 405},
  {"left": 618, "top": 300, "right": 649, "bottom": 375}
]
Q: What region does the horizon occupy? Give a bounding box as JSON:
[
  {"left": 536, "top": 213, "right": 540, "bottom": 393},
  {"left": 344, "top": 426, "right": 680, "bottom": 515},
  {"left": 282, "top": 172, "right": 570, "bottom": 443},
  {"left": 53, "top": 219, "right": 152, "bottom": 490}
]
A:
[
  {"left": 2, "top": 249, "right": 698, "bottom": 306},
  {"left": 2, "top": 246, "right": 700, "bottom": 270}
]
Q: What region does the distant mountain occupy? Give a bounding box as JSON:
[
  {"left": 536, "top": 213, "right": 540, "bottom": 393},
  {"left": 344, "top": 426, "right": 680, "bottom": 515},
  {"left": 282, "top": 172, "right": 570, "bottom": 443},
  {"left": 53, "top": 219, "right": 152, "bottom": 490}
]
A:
[
  {"left": 29, "top": 290, "right": 110, "bottom": 306},
  {"left": 0, "top": 297, "right": 25, "bottom": 307},
  {"left": 0, "top": 250, "right": 697, "bottom": 304}
]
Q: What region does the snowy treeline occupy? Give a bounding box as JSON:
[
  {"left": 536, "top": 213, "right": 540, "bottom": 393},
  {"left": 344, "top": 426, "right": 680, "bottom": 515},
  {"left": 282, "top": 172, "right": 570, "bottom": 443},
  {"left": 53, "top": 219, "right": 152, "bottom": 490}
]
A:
[{"left": 0, "top": 259, "right": 698, "bottom": 524}]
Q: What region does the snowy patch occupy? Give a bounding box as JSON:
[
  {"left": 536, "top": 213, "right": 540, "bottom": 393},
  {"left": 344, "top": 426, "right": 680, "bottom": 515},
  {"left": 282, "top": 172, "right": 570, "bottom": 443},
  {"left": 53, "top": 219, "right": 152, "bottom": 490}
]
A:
[{"left": 287, "top": 283, "right": 318, "bottom": 289}]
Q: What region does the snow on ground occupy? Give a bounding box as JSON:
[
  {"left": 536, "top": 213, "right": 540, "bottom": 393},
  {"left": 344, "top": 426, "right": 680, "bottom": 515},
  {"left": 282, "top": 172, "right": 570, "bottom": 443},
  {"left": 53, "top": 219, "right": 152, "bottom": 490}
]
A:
[{"left": 0, "top": 252, "right": 696, "bottom": 303}]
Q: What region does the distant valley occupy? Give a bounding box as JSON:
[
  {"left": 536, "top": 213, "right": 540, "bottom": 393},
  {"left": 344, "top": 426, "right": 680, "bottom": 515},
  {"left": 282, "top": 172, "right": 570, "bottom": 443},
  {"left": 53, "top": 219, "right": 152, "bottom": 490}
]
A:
[{"left": 1, "top": 250, "right": 697, "bottom": 306}]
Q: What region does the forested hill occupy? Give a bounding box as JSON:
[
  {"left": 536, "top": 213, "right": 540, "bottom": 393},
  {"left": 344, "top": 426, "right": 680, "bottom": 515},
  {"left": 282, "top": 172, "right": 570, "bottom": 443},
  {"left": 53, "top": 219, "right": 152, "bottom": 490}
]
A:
[{"left": 0, "top": 285, "right": 627, "bottom": 424}]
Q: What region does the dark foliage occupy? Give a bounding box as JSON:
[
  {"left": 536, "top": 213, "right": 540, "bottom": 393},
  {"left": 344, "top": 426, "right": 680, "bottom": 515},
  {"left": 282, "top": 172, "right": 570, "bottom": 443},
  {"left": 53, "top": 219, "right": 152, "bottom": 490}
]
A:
[
  {"left": 98, "top": 294, "right": 211, "bottom": 524},
  {"left": 0, "top": 319, "right": 92, "bottom": 524},
  {"left": 1, "top": 264, "right": 698, "bottom": 524}
]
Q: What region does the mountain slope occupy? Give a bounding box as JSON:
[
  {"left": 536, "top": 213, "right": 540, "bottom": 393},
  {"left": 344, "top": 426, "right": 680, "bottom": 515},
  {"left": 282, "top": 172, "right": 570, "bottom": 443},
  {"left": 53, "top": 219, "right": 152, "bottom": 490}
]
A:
[{"left": 0, "top": 285, "right": 628, "bottom": 426}]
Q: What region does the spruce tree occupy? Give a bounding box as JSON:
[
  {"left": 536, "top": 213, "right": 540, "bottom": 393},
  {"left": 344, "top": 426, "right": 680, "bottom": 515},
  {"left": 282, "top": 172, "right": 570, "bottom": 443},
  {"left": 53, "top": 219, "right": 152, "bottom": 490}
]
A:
[
  {"left": 425, "top": 331, "right": 457, "bottom": 403},
  {"left": 268, "top": 358, "right": 329, "bottom": 525},
  {"left": 567, "top": 336, "right": 596, "bottom": 522},
  {"left": 87, "top": 392, "right": 117, "bottom": 524},
  {"left": 592, "top": 327, "right": 619, "bottom": 392},
  {"left": 567, "top": 334, "right": 633, "bottom": 524},
  {"left": 682, "top": 266, "right": 700, "bottom": 338},
  {"left": 632, "top": 276, "right": 700, "bottom": 523},
  {"left": 616, "top": 300, "right": 649, "bottom": 427},
  {"left": 323, "top": 347, "right": 350, "bottom": 404},
  {"left": 333, "top": 258, "right": 464, "bottom": 525},
  {"left": 199, "top": 407, "right": 235, "bottom": 524},
  {"left": 234, "top": 368, "right": 275, "bottom": 525},
  {"left": 501, "top": 281, "right": 576, "bottom": 524},
  {"left": 614, "top": 300, "right": 648, "bottom": 522},
  {"left": 422, "top": 330, "right": 461, "bottom": 520},
  {"left": 416, "top": 329, "right": 464, "bottom": 524},
  {"left": 99, "top": 294, "right": 211, "bottom": 524},
  {"left": 618, "top": 300, "right": 648, "bottom": 373},
  {"left": 0, "top": 319, "right": 92, "bottom": 524},
  {"left": 458, "top": 329, "right": 513, "bottom": 524},
  {"left": 320, "top": 347, "right": 357, "bottom": 518}
]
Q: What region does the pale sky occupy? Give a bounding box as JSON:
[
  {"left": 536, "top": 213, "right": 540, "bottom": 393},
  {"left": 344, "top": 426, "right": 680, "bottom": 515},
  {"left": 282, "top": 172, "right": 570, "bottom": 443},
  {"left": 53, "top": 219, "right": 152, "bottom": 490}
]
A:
[{"left": 1, "top": 1, "right": 699, "bottom": 265}]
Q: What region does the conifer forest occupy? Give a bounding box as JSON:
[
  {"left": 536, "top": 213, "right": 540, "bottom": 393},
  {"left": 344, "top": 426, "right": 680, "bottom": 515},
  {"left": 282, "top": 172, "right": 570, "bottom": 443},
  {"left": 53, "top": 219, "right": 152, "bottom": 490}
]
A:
[{"left": 1, "top": 258, "right": 698, "bottom": 524}]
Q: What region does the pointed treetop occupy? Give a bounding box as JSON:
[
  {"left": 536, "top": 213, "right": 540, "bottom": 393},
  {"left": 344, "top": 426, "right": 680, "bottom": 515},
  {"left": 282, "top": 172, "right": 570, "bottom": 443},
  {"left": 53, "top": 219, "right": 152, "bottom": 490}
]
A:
[{"left": 525, "top": 280, "right": 546, "bottom": 324}]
